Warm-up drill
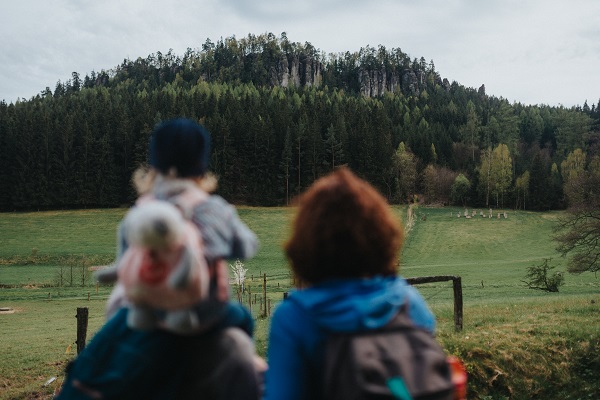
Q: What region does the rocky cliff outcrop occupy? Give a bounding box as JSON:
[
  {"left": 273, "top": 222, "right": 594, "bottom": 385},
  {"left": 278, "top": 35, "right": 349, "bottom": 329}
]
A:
[
  {"left": 358, "top": 67, "right": 422, "bottom": 97},
  {"left": 357, "top": 66, "right": 449, "bottom": 98},
  {"left": 268, "top": 51, "right": 446, "bottom": 98},
  {"left": 270, "top": 54, "right": 322, "bottom": 88},
  {"left": 359, "top": 68, "right": 400, "bottom": 97},
  {"left": 442, "top": 78, "right": 451, "bottom": 91},
  {"left": 402, "top": 69, "right": 420, "bottom": 96}
]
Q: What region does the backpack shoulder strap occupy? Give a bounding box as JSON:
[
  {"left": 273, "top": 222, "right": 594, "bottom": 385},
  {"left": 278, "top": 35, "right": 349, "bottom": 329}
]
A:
[
  {"left": 170, "top": 188, "right": 209, "bottom": 220},
  {"left": 134, "top": 193, "right": 157, "bottom": 206},
  {"left": 139, "top": 188, "right": 208, "bottom": 220},
  {"left": 381, "top": 303, "right": 417, "bottom": 332}
]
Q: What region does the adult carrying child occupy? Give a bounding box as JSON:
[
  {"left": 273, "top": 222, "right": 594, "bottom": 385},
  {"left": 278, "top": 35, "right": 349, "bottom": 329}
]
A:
[{"left": 57, "top": 118, "right": 263, "bottom": 400}]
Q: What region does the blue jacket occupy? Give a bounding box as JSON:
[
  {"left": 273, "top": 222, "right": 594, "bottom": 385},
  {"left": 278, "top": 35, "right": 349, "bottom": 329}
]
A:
[{"left": 264, "top": 276, "right": 435, "bottom": 400}]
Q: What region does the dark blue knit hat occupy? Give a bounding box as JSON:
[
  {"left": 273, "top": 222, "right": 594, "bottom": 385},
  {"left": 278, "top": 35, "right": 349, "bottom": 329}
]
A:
[{"left": 149, "top": 118, "right": 211, "bottom": 177}]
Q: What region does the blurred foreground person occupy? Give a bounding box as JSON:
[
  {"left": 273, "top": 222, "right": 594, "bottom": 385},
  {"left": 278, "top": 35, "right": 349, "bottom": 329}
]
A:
[{"left": 57, "top": 118, "right": 263, "bottom": 400}]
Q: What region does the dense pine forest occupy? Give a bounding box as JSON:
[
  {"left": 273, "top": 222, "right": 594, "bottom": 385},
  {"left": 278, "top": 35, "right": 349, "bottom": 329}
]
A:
[{"left": 1, "top": 32, "right": 599, "bottom": 211}]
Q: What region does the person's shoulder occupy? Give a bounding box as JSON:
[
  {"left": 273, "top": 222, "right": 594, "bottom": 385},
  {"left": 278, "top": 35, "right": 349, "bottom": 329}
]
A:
[
  {"left": 194, "top": 195, "right": 234, "bottom": 215},
  {"left": 270, "top": 295, "right": 318, "bottom": 344},
  {"left": 402, "top": 282, "right": 436, "bottom": 333},
  {"left": 189, "top": 196, "right": 232, "bottom": 226},
  {"left": 272, "top": 293, "right": 306, "bottom": 321},
  {"left": 205, "top": 194, "right": 230, "bottom": 206}
]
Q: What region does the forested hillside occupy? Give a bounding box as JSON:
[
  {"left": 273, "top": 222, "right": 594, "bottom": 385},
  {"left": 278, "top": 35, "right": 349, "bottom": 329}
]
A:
[{"left": 1, "top": 32, "right": 599, "bottom": 210}]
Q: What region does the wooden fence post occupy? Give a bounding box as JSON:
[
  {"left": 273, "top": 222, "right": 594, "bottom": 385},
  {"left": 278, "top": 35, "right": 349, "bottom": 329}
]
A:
[
  {"left": 452, "top": 277, "right": 463, "bottom": 331},
  {"left": 406, "top": 275, "right": 463, "bottom": 331},
  {"left": 76, "top": 307, "right": 89, "bottom": 354},
  {"left": 262, "top": 273, "right": 267, "bottom": 317}
]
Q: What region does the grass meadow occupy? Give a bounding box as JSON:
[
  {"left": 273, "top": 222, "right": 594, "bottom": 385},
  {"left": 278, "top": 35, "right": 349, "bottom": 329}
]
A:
[{"left": 0, "top": 206, "right": 598, "bottom": 399}]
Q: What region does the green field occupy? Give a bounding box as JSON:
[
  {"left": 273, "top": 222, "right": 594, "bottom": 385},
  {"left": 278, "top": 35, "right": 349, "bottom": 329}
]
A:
[
  {"left": 402, "top": 207, "right": 596, "bottom": 303},
  {"left": 0, "top": 206, "right": 598, "bottom": 399}
]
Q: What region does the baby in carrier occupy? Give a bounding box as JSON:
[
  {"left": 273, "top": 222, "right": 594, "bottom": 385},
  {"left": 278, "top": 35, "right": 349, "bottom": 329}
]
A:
[
  {"left": 56, "top": 119, "right": 263, "bottom": 400},
  {"left": 98, "top": 118, "right": 258, "bottom": 335}
]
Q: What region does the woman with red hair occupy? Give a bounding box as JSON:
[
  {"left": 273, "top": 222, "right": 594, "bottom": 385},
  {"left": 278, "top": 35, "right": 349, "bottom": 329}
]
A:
[{"left": 265, "top": 167, "right": 436, "bottom": 400}]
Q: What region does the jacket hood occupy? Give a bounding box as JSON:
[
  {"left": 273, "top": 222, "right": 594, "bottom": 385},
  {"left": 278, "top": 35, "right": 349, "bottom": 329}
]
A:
[{"left": 288, "top": 276, "right": 412, "bottom": 332}]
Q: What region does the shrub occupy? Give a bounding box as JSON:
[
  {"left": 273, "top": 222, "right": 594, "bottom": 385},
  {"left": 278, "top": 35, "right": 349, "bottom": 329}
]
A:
[{"left": 522, "top": 258, "right": 565, "bottom": 292}]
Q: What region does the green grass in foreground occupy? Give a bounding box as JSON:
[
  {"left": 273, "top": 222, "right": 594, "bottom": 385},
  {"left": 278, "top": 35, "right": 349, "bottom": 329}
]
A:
[{"left": 0, "top": 206, "right": 599, "bottom": 399}]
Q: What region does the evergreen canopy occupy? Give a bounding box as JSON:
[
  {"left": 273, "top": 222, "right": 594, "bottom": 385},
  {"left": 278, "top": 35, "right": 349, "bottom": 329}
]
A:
[{"left": 1, "top": 33, "right": 598, "bottom": 211}]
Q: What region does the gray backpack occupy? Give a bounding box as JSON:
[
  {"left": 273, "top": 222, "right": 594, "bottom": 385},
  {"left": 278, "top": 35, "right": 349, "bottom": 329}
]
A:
[{"left": 324, "top": 305, "right": 455, "bottom": 400}]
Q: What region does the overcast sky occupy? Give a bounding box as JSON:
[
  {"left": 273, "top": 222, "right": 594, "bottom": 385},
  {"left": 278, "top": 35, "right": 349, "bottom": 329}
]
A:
[{"left": 1, "top": 0, "right": 599, "bottom": 107}]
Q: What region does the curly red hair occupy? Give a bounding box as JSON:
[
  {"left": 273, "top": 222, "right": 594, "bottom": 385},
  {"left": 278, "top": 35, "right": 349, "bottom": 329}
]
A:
[{"left": 285, "top": 167, "right": 404, "bottom": 285}]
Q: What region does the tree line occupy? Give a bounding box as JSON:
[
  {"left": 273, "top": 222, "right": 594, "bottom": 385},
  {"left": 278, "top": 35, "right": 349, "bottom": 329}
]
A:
[{"left": 1, "top": 32, "right": 599, "bottom": 211}]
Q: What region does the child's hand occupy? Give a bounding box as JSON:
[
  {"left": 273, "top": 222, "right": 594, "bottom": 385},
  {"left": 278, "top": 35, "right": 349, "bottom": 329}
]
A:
[
  {"left": 93, "top": 264, "right": 118, "bottom": 283},
  {"left": 253, "top": 355, "right": 268, "bottom": 373}
]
